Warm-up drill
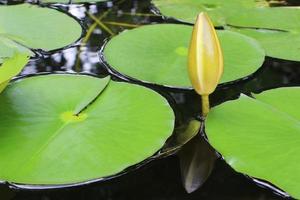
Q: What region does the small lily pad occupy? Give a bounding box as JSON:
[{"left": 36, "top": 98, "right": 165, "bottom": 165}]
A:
[
  {"left": 0, "top": 36, "right": 33, "bottom": 64},
  {"left": 226, "top": 7, "right": 300, "bottom": 61},
  {"left": 206, "top": 87, "right": 300, "bottom": 198},
  {"left": 232, "top": 28, "right": 300, "bottom": 61},
  {"left": 152, "top": 0, "right": 268, "bottom": 25},
  {"left": 0, "top": 74, "right": 174, "bottom": 186},
  {"left": 0, "top": 3, "right": 82, "bottom": 61},
  {"left": 103, "top": 24, "right": 265, "bottom": 88},
  {"left": 226, "top": 7, "right": 300, "bottom": 32},
  {"left": 0, "top": 53, "right": 29, "bottom": 93}
]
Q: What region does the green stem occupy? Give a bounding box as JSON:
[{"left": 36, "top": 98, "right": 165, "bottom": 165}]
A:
[
  {"left": 201, "top": 95, "right": 210, "bottom": 117},
  {"left": 103, "top": 21, "right": 140, "bottom": 28},
  {"left": 86, "top": 12, "right": 115, "bottom": 36},
  {"left": 75, "top": 10, "right": 112, "bottom": 72},
  {"left": 121, "top": 12, "right": 158, "bottom": 17}
]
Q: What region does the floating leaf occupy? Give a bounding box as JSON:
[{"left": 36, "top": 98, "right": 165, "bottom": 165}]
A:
[
  {"left": 205, "top": 87, "right": 300, "bottom": 198},
  {"left": 153, "top": 0, "right": 300, "bottom": 61},
  {"left": 0, "top": 3, "right": 82, "bottom": 62},
  {"left": 226, "top": 7, "right": 300, "bottom": 61},
  {"left": 0, "top": 36, "right": 33, "bottom": 64},
  {"left": 226, "top": 7, "right": 300, "bottom": 32},
  {"left": 103, "top": 24, "right": 265, "bottom": 88},
  {"left": 232, "top": 28, "right": 300, "bottom": 62},
  {"left": 0, "top": 53, "right": 29, "bottom": 93},
  {"left": 152, "top": 0, "right": 268, "bottom": 25},
  {"left": 0, "top": 74, "right": 174, "bottom": 186}
]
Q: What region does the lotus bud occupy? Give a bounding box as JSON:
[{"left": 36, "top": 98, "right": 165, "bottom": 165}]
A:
[{"left": 187, "top": 12, "right": 224, "bottom": 117}]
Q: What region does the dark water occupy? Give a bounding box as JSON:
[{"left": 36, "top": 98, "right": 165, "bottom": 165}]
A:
[{"left": 1, "top": 0, "right": 300, "bottom": 199}]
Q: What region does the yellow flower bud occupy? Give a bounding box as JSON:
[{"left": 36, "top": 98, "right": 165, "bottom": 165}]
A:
[{"left": 187, "top": 12, "right": 224, "bottom": 116}]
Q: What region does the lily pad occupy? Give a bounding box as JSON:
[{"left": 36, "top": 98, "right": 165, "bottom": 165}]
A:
[
  {"left": 103, "top": 24, "right": 265, "bottom": 88},
  {"left": 226, "top": 7, "right": 300, "bottom": 32},
  {"left": 205, "top": 87, "right": 300, "bottom": 198},
  {"left": 0, "top": 3, "right": 82, "bottom": 59},
  {"left": 226, "top": 7, "right": 300, "bottom": 61},
  {"left": 232, "top": 28, "right": 300, "bottom": 61},
  {"left": 0, "top": 36, "right": 33, "bottom": 64},
  {"left": 0, "top": 74, "right": 174, "bottom": 186},
  {"left": 152, "top": 0, "right": 268, "bottom": 25},
  {"left": 152, "top": 0, "right": 300, "bottom": 61},
  {"left": 0, "top": 53, "right": 29, "bottom": 93}
]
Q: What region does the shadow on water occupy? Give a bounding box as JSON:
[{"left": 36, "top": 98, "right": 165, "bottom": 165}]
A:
[{"left": 0, "top": 0, "right": 299, "bottom": 199}]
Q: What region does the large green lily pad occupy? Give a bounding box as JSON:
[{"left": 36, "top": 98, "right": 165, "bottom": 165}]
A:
[
  {"left": 0, "top": 74, "right": 174, "bottom": 185},
  {"left": 153, "top": 0, "right": 300, "bottom": 61},
  {"left": 0, "top": 3, "right": 82, "bottom": 62},
  {"left": 206, "top": 87, "right": 300, "bottom": 198},
  {"left": 103, "top": 24, "right": 265, "bottom": 88}
]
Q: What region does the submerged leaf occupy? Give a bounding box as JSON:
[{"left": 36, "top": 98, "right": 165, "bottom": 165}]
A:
[
  {"left": 206, "top": 87, "right": 300, "bottom": 198},
  {"left": 0, "top": 74, "right": 174, "bottom": 186}
]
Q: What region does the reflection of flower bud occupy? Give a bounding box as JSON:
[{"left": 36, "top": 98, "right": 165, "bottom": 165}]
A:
[{"left": 188, "top": 12, "right": 224, "bottom": 96}]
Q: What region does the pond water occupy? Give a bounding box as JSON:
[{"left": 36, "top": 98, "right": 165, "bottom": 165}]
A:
[{"left": 1, "top": 0, "right": 300, "bottom": 199}]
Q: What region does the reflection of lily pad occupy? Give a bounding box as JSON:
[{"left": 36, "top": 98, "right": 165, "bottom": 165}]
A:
[
  {"left": 0, "top": 3, "right": 82, "bottom": 62},
  {"left": 103, "top": 24, "right": 265, "bottom": 88},
  {"left": 0, "top": 74, "right": 174, "bottom": 186},
  {"left": 0, "top": 53, "right": 29, "bottom": 93},
  {"left": 153, "top": 0, "right": 300, "bottom": 61},
  {"left": 206, "top": 87, "right": 300, "bottom": 199}
]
